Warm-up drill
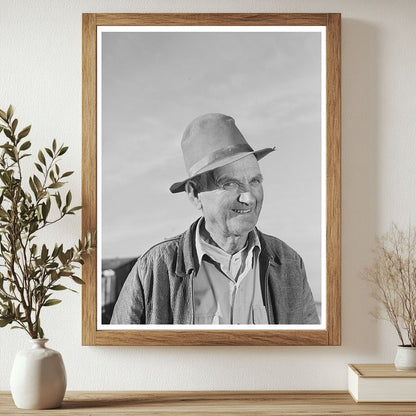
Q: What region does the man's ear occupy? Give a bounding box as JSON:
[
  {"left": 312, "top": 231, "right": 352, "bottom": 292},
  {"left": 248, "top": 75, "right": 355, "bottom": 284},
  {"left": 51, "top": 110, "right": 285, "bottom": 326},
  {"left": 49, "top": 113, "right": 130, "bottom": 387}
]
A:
[{"left": 185, "top": 181, "right": 202, "bottom": 210}]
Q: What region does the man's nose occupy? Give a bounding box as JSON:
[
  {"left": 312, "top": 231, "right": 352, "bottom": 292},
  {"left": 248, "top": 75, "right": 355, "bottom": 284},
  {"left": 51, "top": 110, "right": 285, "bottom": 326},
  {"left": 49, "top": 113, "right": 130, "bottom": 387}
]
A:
[{"left": 237, "top": 191, "right": 256, "bottom": 205}]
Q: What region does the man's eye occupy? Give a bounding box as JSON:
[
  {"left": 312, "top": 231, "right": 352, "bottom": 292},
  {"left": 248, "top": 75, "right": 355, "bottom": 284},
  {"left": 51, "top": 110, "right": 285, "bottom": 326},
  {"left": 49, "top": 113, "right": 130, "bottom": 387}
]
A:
[
  {"left": 250, "top": 178, "right": 262, "bottom": 185},
  {"left": 221, "top": 181, "right": 239, "bottom": 191}
]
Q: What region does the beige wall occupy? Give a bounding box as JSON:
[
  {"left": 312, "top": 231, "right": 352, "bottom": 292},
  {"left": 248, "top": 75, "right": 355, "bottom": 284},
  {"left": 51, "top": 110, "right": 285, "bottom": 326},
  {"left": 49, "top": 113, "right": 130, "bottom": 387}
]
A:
[{"left": 1, "top": 0, "right": 415, "bottom": 390}]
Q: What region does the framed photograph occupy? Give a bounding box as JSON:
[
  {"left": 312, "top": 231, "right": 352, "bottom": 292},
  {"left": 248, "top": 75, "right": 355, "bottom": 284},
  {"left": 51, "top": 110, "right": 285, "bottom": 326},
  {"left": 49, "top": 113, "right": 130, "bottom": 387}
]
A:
[{"left": 82, "top": 13, "right": 341, "bottom": 346}]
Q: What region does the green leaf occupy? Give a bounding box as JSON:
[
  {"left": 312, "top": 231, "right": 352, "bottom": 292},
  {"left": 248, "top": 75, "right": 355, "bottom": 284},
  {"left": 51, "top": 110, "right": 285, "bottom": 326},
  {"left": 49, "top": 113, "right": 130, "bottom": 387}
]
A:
[
  {"left": 61, "top": 171, "right": 74, "bottom": 178},
  {"left": 38, "top": 190, "right": 47, "bottom": 200},
  {"left": 52, "top": 139, "right": 57, "bottom": 152},
  {"left": 31, "top": 244, "right": 38, "bottom": 256},
  {"left": 41, "top": 244, "right": 48, "bottom": 262},
  {"left": 0, "top": 109, "right": 7, "bottom": 121},
  {"left": 69, "top": 206, "right": 82, "bottom": 213},
  {"left": 11, "top": 118, "right": 18, "bottom": 133},
  {"left": 48, "top": 182, "right": 64, "bottom": 189},
  {"left": 43, "top": 299, "right": 62, "bottom": 307},
  {"left": 58, "top": 146, "right": 68, "bottom": 156},
  {"left": 4, "top": 129, "right": 12, "bottom": 140},
  {"left": 3, "top": 147, "right": 13, "bottom": 159},
  {"left": 50, "top": 284, "right": 68, "bottom": 291},
  {"left": 0, "top": 317, "right": 13, "bottom": 327},
  {"left": 58, "top": 250, "right": 67, "bottom": 264},
  {"left": 45, "top": 148, "right": 53, "bottom": 158},
  {"left": 0, "top": 292, "right": 12, "bottom": 302},
  {"left": 71, "top": 276, "right": 85, "bottom": 285},
  {"left": 18, "top": 125, "right": 31, "bottom": 140},
  {"left": 0, "top": 173, "right": 9, "bottom": 186},
  {"left": 34, "top": 163, "right": 43, "bottom": 173},
  {"left": 41, "top": 202, "right": 50, "bottom": 220},
  {"left": 33, "top": 175, "right": 42, "bottom": 192},
  {"left": 29, "top": 177, "right": 37, "bottom": 196},
  {"left": 19, "top": 140, "right": 31, "bottom": 151},
  {"left": 65, "top": 191, "right": 72, "bottom": 207},
  {"left": 51, "top": 244, "right": 59, "bottom": 258},
  {"left": 38, "top": 325, "right": 44, "bottom": 339},
  {"left": 6, "top": 105, "right": 14, "bottom": 122},
  {"left": 29, "top": 222, "right": 39, "bottom": 234},
  {"left": 55, "top": 244, "right": 63, "bottom": 257},
  {"left": 38, "top": 150, "right": 46, "bottom": 165},
  {"left": 55, "top": 192, "right": 62, "bottom": 208}
]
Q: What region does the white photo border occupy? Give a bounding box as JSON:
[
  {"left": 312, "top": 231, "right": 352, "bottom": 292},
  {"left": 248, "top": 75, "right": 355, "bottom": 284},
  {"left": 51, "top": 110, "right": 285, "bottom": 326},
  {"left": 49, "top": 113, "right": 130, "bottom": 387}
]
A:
[{"left": 96, "top": 26, "right": 327, "bottom": 332}]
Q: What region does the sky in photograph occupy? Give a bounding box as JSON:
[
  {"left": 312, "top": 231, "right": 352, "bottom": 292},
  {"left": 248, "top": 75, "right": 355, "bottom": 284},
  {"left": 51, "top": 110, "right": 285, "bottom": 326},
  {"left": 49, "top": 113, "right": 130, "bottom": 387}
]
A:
[{"left": 101, "top": 30, "right": 323, "bottom": 300}]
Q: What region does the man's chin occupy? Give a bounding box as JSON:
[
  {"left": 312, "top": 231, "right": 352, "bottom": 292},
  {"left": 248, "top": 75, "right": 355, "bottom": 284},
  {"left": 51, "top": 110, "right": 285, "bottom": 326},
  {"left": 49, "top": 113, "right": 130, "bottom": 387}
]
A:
[{"left": 229, "top": 218, "right": 258, "bottom": 236}]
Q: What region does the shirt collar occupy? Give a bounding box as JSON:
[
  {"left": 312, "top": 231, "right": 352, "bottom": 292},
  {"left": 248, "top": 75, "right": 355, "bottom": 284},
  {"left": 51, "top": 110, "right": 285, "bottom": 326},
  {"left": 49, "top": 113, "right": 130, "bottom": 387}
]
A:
[{"left": 195, "top": 217, "right": 261, "bottom": 266}]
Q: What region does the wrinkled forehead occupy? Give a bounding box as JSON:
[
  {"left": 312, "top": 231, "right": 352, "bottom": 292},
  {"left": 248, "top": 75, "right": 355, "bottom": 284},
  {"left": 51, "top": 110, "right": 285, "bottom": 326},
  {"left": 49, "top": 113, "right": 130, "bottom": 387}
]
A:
[{"left": 212, "top": 154, "right": 262, "bottom": 181}]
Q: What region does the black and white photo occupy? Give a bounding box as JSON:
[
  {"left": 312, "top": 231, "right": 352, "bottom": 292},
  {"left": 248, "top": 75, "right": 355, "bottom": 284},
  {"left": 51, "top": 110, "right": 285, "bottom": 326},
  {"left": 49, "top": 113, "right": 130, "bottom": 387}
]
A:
[{"left": 99, "top": 28, "right": 324, "bottom": 327}]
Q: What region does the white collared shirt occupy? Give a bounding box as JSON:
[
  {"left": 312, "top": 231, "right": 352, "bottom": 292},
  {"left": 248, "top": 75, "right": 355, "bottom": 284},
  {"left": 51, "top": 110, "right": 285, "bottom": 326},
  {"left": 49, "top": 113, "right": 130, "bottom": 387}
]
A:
[{"left": 193, "top": 219, "right": 268, "bottom": 324}]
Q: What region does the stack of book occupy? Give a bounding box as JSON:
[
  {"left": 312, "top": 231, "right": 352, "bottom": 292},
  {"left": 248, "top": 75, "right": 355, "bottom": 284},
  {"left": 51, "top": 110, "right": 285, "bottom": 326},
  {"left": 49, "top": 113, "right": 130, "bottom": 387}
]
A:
[{"left": 348, "top": 364, "right": 416, "bottom": 402}]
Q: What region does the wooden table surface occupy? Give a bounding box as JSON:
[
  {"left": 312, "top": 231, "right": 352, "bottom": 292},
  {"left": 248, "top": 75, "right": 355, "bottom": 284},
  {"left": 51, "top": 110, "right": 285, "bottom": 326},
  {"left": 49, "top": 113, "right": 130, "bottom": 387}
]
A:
[{"left": 1, "top": 391, "right": 416, "bottom": 415}]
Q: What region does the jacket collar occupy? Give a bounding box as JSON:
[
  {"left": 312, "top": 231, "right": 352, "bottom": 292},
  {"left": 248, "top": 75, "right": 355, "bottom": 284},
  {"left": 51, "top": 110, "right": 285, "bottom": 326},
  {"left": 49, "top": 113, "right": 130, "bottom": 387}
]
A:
[
  {"left": 175, "top": 218, "right": 281, "bottom": 277},
  {"left": 175, "top": 218, "right": 200, "bottom": 277},
  {"left": 257, "top": 229, "right": 281, "bottom": 267}
]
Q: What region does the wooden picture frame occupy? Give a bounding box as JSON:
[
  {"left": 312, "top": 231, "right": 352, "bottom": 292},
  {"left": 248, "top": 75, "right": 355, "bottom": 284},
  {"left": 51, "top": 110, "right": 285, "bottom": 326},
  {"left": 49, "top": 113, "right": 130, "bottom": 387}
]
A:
[{"left": 82, "top": 13, "right": 341, "bottom": 346}]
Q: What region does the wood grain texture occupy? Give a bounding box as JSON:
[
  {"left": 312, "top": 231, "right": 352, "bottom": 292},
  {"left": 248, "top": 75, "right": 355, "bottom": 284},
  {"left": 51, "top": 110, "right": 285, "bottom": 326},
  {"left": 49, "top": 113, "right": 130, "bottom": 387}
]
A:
[
  {"left": 350, "top": 364, "right": 416, "bottom": 378},
  {"left": 81, "top": 13, "right": 342, "bottom": 346},
  {"left": 2, "top": 391, "right": 416, "bottom": 415},
  {"left": 95, "top": 13, "right": 330, "bottom": 26},
  {"left": 326, "top": 13, "right": 342, "bottom": 346},
  {"left": 89, "top": 329, "right": 329, "bottom": 347},
  {"left": 82, "top": 13, "right": 98, "bottom": 346}
]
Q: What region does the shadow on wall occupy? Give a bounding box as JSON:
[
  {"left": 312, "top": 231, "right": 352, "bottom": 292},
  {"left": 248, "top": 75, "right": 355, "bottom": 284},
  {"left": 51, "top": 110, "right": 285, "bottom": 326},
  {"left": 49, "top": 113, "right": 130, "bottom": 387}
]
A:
[{"left": 341, "top": 19, "right": 382, "bottom": 355}]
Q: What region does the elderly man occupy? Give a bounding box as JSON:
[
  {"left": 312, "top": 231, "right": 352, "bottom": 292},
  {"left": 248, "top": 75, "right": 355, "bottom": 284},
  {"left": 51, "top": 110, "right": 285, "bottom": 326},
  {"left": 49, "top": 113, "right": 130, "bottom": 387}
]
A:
[{"left": 111, "top": 113, "right": 319, "bottom": 325}]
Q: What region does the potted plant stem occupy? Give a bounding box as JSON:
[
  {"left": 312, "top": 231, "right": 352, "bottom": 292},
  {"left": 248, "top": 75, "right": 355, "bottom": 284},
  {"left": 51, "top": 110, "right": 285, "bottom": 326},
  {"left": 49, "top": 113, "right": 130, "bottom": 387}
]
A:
[
  {"left": 363, "top": 223, "right": 416, "bottom": 370},
  {"left": 0, "top": 105, "right": 94, "bottom": 408}
]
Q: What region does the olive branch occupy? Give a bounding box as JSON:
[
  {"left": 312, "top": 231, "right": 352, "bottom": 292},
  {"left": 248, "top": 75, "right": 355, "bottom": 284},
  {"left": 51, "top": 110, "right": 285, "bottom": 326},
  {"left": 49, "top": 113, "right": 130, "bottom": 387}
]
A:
[{"left": 0, "top": 105, "right": 95, "bottom": 338}]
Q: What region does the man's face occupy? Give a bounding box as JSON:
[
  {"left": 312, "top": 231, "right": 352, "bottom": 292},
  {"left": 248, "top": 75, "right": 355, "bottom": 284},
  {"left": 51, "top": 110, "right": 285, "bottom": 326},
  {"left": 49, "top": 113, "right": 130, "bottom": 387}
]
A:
[{"left": 197, "top": 154, "right": 264, "bottom": 239}]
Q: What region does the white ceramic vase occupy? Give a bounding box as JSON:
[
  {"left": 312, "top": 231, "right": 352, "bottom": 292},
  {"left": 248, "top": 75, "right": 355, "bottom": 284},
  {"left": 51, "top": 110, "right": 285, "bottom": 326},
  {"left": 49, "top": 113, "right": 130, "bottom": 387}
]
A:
[
  {"left": 10, "top": 338, "right": 67, "bottom": 409},
  {"left": 394, "top": 345, "right": 416, "bottom": 371}
]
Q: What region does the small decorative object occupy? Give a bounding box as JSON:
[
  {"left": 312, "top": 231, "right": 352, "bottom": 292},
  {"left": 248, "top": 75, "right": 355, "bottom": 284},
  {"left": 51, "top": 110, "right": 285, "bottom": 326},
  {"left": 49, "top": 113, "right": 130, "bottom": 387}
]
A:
[
  {"left": 0, "top": 105, "right": 95, "bottom": 409},
  {"left": 10, "top": 339, "right": 66, "bottom": 409},
  {"left": 348, "top": 364, "right": 416, "bottom": 402},
  {"left": 394, "top": 346, "right": 416, "bottom": 371},
  {"left": 363, "top": 223, "right": 416, "bottom": 370}
]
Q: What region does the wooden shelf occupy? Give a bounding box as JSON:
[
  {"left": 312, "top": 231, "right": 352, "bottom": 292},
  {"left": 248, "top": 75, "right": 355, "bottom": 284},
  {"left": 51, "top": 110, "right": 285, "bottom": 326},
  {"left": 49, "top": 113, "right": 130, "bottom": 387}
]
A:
[{"left": 1, "top": 391, "right": 416, "bottom": 415}]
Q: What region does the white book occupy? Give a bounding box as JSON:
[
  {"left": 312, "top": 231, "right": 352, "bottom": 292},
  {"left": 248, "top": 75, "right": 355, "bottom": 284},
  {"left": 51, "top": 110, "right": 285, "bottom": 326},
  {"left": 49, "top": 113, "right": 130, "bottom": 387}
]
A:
[{"left": 348, "top": 364, "right": 416, "bottom": 402}]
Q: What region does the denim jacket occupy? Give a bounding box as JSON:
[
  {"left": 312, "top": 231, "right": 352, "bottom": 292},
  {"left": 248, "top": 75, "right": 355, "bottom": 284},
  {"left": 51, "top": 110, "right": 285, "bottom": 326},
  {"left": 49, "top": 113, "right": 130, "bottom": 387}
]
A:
[{"left": 110, "top": 219, "right": 319, "bottom": 325}]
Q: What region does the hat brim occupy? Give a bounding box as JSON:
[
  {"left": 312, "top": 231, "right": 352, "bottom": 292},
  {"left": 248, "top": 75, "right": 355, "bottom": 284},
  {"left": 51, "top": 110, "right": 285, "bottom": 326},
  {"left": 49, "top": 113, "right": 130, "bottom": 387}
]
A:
[{"left": 169, "top": 146, "right": 276, "bottom": 194}]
